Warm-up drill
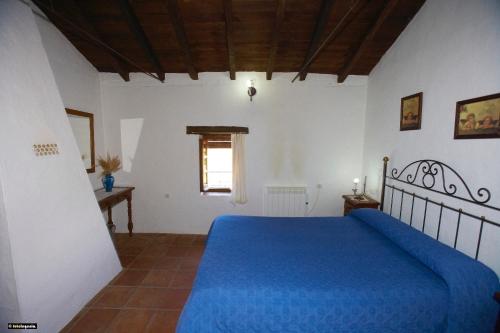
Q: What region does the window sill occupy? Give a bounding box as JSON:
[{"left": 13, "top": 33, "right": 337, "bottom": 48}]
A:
[{"left": 201, "top": 192, "right": 231, "bottom": 197}]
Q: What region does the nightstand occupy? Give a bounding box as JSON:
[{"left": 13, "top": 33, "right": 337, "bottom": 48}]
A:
[{"left": 342, "top": 194, "right": 380, "bottom": 216}]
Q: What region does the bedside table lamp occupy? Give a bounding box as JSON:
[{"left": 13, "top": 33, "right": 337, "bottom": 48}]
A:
[{"left": 352, "top": 178, "right": 360, "bottom": 196}]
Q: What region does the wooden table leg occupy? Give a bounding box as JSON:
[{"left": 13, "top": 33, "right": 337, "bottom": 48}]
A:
[
  {"left": 127, "top": 194, "right": 133, "bottom": 237},
  {"left": 107, "top": 207, "right": 115, "bottom": 233}
]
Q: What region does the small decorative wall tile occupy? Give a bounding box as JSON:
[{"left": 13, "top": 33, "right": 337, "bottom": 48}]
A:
[{"left": 33, "top": 143, "right": 59, "bottom": 156}]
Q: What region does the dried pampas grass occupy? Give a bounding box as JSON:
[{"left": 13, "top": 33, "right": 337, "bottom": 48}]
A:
[{"left": 97, "top": 153, "right": 121, "bottom": 176}]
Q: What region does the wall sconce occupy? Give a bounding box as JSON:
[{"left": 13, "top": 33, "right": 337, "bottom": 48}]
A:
[{"left": 247, "top": 80, "right": 257, "bottom": 101}]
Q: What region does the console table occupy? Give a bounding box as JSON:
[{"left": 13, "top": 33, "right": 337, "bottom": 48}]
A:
[{"left": 95, "top": 187, "right": 135, "bottom": 236}]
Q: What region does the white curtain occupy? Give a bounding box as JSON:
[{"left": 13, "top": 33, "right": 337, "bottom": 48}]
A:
[{"left": 231, "top": 133, "right": 247, "bottom": 204}]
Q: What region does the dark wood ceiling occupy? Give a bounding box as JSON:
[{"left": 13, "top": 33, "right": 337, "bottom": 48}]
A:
[{"left": 36, "top": 0, "right": 425, "bottom": 82}]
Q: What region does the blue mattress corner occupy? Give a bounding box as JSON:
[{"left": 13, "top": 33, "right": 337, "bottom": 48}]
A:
[{"left": 350, "top": 208, "right": 500, "bottom": 333}]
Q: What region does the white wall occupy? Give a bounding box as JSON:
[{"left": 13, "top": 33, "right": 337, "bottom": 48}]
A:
[
  {"left": 362, "top": 0, "right": 500, "bottom": 272},
  {"left": 0, "top": 1, "right": 121, "bottom": 332},
  {"left": 100, "top": 73, "right": 368, "bottom": 234},
  {"left": 35, "top": 12, "right": 106, "bottom": 189},
  {"left": 0, "top": 178, "right": 20, "bottom": 326}
]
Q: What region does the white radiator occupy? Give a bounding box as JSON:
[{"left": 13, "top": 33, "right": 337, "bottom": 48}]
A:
[{"left": 263, "top": 186, "right": 307, "bottom": 217}]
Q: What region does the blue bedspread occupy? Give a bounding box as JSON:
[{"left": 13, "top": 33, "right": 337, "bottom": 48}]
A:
[
  {"left": 177, "top": 209, "right": 499, "bottom": 333},
  {"left": 351, "top": 209, "right": 499, "bottom": 333}
]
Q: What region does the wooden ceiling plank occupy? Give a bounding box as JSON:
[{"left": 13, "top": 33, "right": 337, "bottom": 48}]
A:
[
  {"left": 223, "top": 0, "right": 236, "bottom": 80},
  {"left": 117, "top": 0, "right": 165, "bottom": 81},
  {"left": 39, "top": 0, "right": 130, "bottom": 82},
  {"left": 266, "top": 0, "right": 287, "bottom": 80},
  {"left": 337, "top": 0, "right": 399, "bottom": 83},
  {"left": 35, "top": 0, "right": 424, "bottom": 77},
  {"left": 299, "top": 0, "right": 336, "bottom": 81},
  {"left": 293, "top": 0, "right": 369, "bottom": 82},
  {"left": 166, "top": 0, "right": 199, "bottom": 80}
]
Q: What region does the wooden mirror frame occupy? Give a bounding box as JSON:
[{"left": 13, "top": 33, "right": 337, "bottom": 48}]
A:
[{"left": 66, "top": 108, "right": 95, "bottom": 173}]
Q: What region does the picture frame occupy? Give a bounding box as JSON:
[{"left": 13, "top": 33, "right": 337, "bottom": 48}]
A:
[
  {"left": 454, "top": 93, "right": 500, "bottom": 139},
  {"left": 400, "top": 92, "right": 423, "bottom": 131}
]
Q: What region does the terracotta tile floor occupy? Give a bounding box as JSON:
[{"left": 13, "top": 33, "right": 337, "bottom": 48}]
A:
[{"left": 61, "top": 233, "right": 206, "bottom": 333}]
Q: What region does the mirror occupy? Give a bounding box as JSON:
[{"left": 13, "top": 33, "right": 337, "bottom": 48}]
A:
[{"left": 66, "top": 108, "right": 95, "bottom": 173}]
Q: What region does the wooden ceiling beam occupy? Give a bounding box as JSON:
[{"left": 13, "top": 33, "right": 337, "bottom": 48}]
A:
[
  {"left": 34, "top": 0, "right": 424, "bottom": 79},
  {"left": 299, "top": 0, "right": 336, "bottom": 81},
  {"left": 167, "top": 0, "right": 199, "bottom": 80},
  {"left": 337, "top": 0, "right": 399, "bottom": 83},
  {"left": 266, "top": 0, "right": 287, "bottom": 80},
  {"left": 39, "top": 0, "right": 130, "bottom": 82},
  {"left": 223, "top": 0, "right": 236, "bottom": 80},
  {"left": 117, "top": 0, "right": 165, "bottom": 82},
  {"left": 294, "top": 0, "right": 369, "bottom": 82}
]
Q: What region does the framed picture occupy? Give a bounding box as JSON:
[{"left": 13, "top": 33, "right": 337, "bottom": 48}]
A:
[
  {"left": 454, "top": 93, "right": 500, "bottom": 139},
  {"left": 400, "top": 92, "right": 423, "bottom": 131}
]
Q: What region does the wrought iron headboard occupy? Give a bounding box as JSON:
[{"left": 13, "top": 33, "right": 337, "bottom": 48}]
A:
[{"left": 380, "top": 156, "right": 500, "bottom": 261}]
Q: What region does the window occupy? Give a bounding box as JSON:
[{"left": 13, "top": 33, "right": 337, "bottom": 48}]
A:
[
  {"left": 187, "top": 126, "right": 248, "bottom": 195},
  {"left": 199, "top": 134, "right": 232, "bottom": 193}
]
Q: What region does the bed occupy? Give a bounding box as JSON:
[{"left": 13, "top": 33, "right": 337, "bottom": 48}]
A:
[{"left": 177, "top": 158, "right": 500, "bottom": 333}]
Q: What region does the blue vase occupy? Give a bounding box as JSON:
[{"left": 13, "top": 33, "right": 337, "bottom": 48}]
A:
[{"left": 102, "top": 174, "right": 115, "bottom": 192}]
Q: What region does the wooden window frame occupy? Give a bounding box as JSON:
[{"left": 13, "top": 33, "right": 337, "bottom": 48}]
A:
[
  {"left": 187, "top": 126, "right": 248, "bottom": 135},
  {"left": 199, "top": 134, "right": 232, "bottom": 193}
]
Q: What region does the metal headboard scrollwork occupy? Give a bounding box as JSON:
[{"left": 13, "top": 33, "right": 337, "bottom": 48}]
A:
[
  {"left": 380, "top": 157, "right": 500, "bottom": 261},
  {"left": 389, "top": 159, "right": 495, "bottom": 210}
]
